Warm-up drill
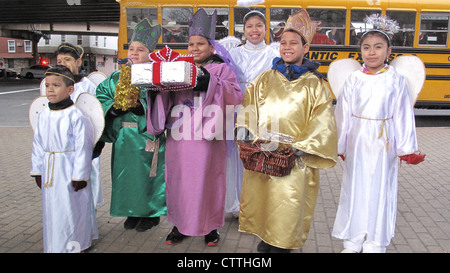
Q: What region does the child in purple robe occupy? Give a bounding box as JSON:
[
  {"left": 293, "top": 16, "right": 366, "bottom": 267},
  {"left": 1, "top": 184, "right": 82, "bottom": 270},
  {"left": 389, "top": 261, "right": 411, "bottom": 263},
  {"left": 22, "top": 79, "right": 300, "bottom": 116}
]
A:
[{"left": 146, "top": 9, "right": 243, "bottom": 246}]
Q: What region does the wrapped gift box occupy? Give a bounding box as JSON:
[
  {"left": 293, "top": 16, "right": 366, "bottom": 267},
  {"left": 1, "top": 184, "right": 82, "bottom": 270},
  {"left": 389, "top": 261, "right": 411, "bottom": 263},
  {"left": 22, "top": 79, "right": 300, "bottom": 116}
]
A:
[
  {"left": 131, "top": 61, "right": 196, "bottom": 90},
  {"left": 131, "top": 63, "right": 153, "bottom": 87},
  {"left": 160, "top": 61, "right": 194, "bottom": 87}
]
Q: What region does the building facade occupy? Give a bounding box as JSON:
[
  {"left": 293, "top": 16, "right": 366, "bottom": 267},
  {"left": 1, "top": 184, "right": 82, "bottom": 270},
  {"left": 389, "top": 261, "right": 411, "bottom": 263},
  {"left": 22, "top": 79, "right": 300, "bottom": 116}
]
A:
[
  {"left": 38, "top": 34, "right": 118, "bottom": 76},
  {"left": 0, "top": 37, "right": 33, "bottom": 73}
]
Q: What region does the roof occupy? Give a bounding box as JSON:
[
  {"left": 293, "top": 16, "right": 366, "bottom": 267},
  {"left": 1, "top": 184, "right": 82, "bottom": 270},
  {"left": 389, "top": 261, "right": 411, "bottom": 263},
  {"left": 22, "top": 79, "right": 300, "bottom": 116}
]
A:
[{"left": 0, "top": 0, "right": 120, "bottom": 24}]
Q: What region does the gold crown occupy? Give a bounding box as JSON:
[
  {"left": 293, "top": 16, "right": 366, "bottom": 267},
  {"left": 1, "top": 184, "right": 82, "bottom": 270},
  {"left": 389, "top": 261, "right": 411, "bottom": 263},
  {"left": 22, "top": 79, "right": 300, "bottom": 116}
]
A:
[{"left": 284, "top": 9, "right": 318, "bottom": 44}]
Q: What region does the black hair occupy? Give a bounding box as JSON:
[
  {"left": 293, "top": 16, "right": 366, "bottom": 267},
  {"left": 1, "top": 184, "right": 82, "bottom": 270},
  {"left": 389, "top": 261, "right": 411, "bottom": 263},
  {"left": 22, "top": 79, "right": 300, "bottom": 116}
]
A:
[
  {"left": 243, "top": 10, "right": 266, "bottom": 27},
  {"left": 54, "top": 43, "right": 82, "bottom": 60},
  {"left": 282, "top": 29, "right": 308, "bottom": 46},
  {"left": 45, "top": 65, "right": 75, "bottom": 87},
  {"left": 360, "top": 30, "right": 391, "bottom": 47}
]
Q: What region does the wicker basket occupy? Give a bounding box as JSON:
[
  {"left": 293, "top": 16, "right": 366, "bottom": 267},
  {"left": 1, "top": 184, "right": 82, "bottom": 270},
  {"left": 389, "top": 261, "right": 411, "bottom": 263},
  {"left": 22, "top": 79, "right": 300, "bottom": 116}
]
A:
[{"left": 238, "top": 140, "right": 297, "bottom": 177}]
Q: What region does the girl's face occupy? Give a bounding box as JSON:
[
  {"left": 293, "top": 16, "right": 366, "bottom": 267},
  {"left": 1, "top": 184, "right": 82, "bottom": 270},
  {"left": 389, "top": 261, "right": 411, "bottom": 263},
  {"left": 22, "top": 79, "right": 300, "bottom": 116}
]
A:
[
  {"left": 280, "top": 31, "right": 310, "bottom": 66},
  {"left": 127, "top": 41, "right": 150, "bottom": 64},
  {"left": 188, "top": 36, "right": 214, "bottom": 66},
  {"left": 45, "top": 75, "right": 74, "bottom": 104},
  {"left": 244, "top": 16, "right": 266, "bottom": 45},
  {"left": 361, "top": 34, "right": 392, "bottom": 74}
]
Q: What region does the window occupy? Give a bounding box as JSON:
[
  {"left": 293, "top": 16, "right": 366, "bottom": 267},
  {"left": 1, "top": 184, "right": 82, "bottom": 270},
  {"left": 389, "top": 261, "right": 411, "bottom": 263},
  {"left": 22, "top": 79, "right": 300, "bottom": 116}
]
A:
[
  {"left": 419, "top": 13, "right": 449, "bottom": 46},
  {"left": 61, "top": 34, "right": 66, "bottom": 43},
  {"left": 307, "top": 9, "right": 346, "bottom": 45},
  {"left": 8, "top": 40, "right": 15, "bottom": 53},
  {"left": 350, "top": 10, "right": 382, "bottom": 45},
  {"left": 126, "top": 7, "right": 158, "bottom": 44},
  {"left": 24, "top": 40, "right": 32, "bottom": 52},
  {"left": 162, "top": 7, "right": 193, "bottom": 44},
  {"left": 270, "top": 8, "right": 300, "bottom": 42},
  {"left": 386, "top": 11, "right": 416, "bottom": 47},
  {"left": 199, "top": 7, "right": 229, "bottom": 40},
  {"left": 77, "top": 35, "right": 82, "bottom": 45},
  {"left": 234, "top": 7, "right": 265, "bottom": 42}
]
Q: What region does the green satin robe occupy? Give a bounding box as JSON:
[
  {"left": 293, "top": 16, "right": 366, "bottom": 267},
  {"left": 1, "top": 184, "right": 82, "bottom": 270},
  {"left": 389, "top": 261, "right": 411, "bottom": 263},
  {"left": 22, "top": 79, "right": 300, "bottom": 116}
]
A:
[
  {"left": 236, "top": 70, "right": 337, "bottom": 249},
  {"left": 96, "top": 70, "right": 166, "bottom": 217}
]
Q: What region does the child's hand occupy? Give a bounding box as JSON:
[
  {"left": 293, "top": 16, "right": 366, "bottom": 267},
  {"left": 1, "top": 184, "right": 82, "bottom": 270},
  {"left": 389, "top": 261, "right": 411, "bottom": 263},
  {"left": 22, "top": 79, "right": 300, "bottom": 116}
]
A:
[
  {"left": 34, "top": 176, "right": 42, "bottom": 189},
  {"left": 72, "top": 180, "right": 87, "bottom": 191}
]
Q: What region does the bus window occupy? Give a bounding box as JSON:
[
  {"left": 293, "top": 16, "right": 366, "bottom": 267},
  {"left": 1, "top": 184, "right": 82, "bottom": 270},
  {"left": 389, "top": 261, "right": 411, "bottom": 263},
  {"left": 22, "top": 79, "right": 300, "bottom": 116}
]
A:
[
  {"left": 270, "top": 8, "right": 300, "bottom": 42},
  {"left": 162, "top": 7, "right": 193, "bottom": 44},
  {"left": 199, "top": 7, "right": 229, "bottom": 40},
  {"left": 386, "top": 11, "right": 416, "bottom": 47},
  {"left": 350, "top": 10, "right": 382, "bottom": 45},
  {"left": 419, "top": 13, "right": 449, "bottom": 47},
  {"left": 126, "top": 8, "right": 158, "bottom": 45},
  {"left": 307, "top": 9, "right": 346, "bottom": 45},
  {"left": 234, "top": 7, "right": 265, "bottom": 42}
]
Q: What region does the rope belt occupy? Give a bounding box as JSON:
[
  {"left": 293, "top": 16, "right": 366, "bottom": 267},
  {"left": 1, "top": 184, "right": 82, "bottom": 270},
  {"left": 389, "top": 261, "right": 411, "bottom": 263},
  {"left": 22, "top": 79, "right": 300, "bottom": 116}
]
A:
[
  {"left": 44, "top": 150, "right": 75, "bottom": 187},
  {"left": 352, "top": 114, "right": 393, "bottom": 151}
]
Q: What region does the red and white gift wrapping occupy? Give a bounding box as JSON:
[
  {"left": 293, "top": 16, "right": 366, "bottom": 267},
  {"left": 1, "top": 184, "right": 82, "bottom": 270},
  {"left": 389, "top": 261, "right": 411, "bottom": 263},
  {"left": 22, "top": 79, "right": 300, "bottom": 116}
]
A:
[{"left": 131, "top": 45, "right": 198, "bottom": 91}]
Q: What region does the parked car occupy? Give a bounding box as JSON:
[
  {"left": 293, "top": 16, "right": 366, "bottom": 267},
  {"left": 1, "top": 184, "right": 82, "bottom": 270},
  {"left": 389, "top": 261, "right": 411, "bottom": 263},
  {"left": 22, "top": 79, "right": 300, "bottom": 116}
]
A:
[
  {"left": 19, "top": 65, "right": 51, "bottom": 79},
  {"left": 0, "top": 68, "right": 18, "bottom": 78}
]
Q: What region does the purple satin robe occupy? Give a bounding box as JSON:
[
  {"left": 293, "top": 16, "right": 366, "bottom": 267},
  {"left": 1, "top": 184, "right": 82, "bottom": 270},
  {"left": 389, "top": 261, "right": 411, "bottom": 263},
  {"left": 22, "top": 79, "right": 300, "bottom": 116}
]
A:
[{"left": 147, "top": 62, "right": 243, "bottom": 236}]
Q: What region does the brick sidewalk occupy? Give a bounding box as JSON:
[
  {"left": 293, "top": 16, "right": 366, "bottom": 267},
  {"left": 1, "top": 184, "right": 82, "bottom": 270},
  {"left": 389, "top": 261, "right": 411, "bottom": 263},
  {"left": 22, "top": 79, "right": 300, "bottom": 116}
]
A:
[{"left": 0, "top": 126, "right": 448, "bottom": 253}]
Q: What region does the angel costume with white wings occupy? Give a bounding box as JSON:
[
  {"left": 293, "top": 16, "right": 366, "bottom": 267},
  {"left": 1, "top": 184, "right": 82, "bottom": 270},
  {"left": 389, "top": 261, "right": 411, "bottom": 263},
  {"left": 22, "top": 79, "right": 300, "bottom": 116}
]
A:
[
  {"left": 30, "top": 93, "right": 104, "bottom": 252},
  {"left": 328, "top": 56, "right": 424, "bottom": 252},
  {"left": 39, "top": 72, "right": 106, "bottom": 207}
]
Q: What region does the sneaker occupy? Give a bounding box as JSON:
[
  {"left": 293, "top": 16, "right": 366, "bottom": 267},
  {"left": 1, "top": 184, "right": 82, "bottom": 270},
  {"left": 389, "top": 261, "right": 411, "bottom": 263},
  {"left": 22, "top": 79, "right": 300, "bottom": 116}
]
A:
[
  {"left": 166, "top": 226, "right": 187, "bottom": 245},
  {"left": 136, "top": 217, "right": 160, "bottom": 232},
  {"left": 124, "top": 217, "right": 141, "bottom": 229},
  {"left": 205, "top": 229, "right": 220, "bottom": 246}
]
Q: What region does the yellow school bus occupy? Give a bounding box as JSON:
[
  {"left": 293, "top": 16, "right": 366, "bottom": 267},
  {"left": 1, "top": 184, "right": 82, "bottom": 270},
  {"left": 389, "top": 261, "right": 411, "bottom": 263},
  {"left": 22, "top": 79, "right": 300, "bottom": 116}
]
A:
[{"left": 116, "top": 0, "right": 450, "bottom": 108}]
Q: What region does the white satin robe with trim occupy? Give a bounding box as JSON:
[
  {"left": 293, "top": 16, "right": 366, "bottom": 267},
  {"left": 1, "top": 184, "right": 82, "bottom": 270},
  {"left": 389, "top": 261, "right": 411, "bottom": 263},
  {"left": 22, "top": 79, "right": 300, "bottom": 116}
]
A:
[
  {"left": 332, "top": 67, "right": 419, "bottom": 248},
  {"left": 30, "top": 106, "right": 98, "bottom": 253}
]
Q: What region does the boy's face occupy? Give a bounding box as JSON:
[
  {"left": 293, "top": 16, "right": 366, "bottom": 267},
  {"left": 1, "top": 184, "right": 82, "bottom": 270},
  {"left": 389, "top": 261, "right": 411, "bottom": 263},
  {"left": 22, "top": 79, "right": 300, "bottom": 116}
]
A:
[
  {"left": 56, "top": 54, "right": 81, "bottom": 75},
  {"left": 280, "top": 31, "right": 310, "bottom": 66},
  {"left": 127, "top": 41, "right": 151, "bottom": 64},
  {"left": 45, "top": 75, "right": 74, "bottom": 104},
  {"left": 188, "top": 36, "right": 214, "bottom": 66}
]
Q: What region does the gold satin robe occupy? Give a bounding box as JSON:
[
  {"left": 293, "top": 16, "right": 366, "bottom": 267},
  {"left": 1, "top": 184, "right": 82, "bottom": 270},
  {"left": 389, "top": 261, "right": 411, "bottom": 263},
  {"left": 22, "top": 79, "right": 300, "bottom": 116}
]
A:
[{"left": 236, "top": 69, "right": 338, "bottom": 249}]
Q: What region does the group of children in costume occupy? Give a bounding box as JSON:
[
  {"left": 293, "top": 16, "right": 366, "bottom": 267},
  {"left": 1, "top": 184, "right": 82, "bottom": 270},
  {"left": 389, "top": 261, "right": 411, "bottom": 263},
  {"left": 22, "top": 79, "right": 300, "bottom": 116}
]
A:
[{"left": 30, "top": 8, "right": 425, "bottom": 253}]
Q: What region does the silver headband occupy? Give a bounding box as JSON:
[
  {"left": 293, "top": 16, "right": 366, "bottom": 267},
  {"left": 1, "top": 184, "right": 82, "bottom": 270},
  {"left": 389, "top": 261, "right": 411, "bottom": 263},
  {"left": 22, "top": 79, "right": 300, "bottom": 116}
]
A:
[{"left": 243, "top": 10, "right": 265, "bottom": 23}]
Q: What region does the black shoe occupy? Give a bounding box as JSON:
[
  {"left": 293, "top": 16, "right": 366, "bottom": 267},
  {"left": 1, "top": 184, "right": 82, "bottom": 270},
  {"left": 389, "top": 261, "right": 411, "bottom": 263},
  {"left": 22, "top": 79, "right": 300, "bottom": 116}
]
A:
[
  {"left": 269, "top": 246, "right": 291, "bottom": 253},
  {"left": 257, "top": 240, "right": 272, "bottom": 253},
  {"left": 166, "top": 226, "right": 187, "bottom": 245},
  {"left": 205, "top": 229, "right": 220, "bottom": 246},
  {"left": 136, "top": 217, "right": 160, "bottom": 232},
  {"left": 124, "top": 217, "right": 141, "bottom": 229}
]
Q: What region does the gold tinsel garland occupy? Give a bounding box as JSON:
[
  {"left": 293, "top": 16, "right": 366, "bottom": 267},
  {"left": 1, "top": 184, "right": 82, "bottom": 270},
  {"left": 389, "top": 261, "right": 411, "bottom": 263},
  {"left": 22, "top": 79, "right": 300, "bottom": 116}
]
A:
[{"left": 113, "top": 65, "right": 141, "bottom": 111}]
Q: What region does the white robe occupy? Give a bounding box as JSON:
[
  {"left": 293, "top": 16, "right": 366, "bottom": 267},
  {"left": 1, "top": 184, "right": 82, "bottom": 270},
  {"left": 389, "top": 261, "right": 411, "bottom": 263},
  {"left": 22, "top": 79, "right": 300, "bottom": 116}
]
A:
[
  {"left": 226, "top": 41, "right": 279, "bottom": 214},
  {"left": 332, "top": 67, "right": 419, "bottom": 249},
  {"left": 30, "top": 105, "right": 98, "bottom": 253},
  {"left": 42, "top": 76, "right": 103, "bottom": 207}
]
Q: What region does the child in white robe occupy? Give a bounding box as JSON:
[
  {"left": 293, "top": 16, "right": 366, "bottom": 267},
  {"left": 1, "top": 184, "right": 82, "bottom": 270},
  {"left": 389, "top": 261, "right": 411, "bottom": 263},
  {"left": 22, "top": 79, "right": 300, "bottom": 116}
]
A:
[
  {"left": 30, "top": 65, "right": 98, "bottom": 253},
  {"left": 226, "top": 10, "right": 279, "bottom": 216},
  {"left": 332, "top": 29, "right": 425, "bottom": 253},
  {"left": 54, "top": 43, "right": 104, "bottom": 207}
]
